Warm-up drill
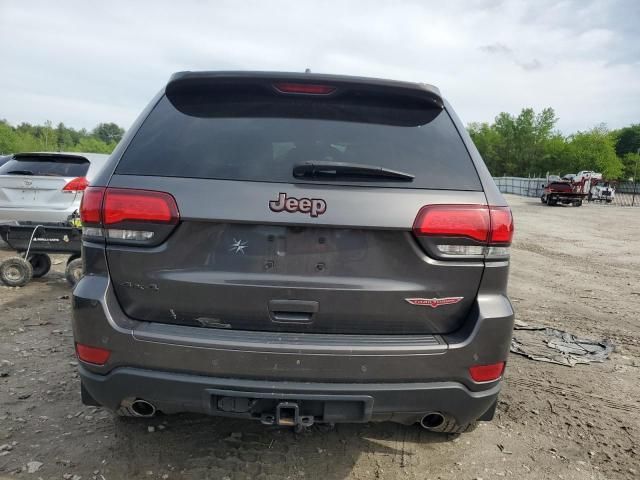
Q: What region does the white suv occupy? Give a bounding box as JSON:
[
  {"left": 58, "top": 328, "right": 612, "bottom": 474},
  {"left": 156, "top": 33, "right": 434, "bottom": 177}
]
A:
[{"left": 0, "top": 152, "right": 108, "bottom": 224}]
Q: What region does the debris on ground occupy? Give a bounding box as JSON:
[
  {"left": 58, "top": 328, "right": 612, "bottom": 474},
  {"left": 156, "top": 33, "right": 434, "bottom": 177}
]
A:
[
  {"left": 511, "top": 321, "right": 614, "bottom": 367},
  {"left": 497, "top": 444, "right": 513, "bottom": 454},
  {"left": 26, "top": 461, "right": 43, "bottom": 473}
]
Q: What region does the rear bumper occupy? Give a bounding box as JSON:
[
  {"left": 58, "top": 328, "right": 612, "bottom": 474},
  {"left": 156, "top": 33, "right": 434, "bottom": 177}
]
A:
[
  {"left": 79, "top": 365, "right": 501, "bottom": 425},
  {"left": 0, "top": 205, "right": 77, "bottom": 224},
  {"left": 72, "top": 270, "right": 514, "bottom": 424}
]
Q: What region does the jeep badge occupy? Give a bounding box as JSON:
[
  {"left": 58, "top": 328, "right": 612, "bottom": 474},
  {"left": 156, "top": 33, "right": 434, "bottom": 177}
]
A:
[{"left": 269, "top": 192, "right": 327, "bottom": 217}]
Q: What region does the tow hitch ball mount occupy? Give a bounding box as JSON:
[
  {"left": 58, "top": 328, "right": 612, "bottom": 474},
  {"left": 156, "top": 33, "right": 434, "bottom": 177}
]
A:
[{"left": 261, "top": 402, "right": 314, "bottom": 429}]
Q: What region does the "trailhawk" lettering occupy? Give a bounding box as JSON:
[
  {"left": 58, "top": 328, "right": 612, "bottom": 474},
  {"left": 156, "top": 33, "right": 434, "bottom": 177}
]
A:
[{"left": 269, "top": 192, "right": 327, "bottom": 217}]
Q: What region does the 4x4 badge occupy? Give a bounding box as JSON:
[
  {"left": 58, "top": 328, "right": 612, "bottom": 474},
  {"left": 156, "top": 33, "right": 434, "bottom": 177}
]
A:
[
  {"left": 405, "top": 297, "right": 463, "bottom": 308},
  {"left": 269, "top": 192, "right": 327, "bottom": 217}
]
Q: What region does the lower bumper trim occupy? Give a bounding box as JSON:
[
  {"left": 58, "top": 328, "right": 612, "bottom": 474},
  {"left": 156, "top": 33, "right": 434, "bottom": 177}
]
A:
[{"left": 79, "top": 365, "right": 501, "bottom": 425}]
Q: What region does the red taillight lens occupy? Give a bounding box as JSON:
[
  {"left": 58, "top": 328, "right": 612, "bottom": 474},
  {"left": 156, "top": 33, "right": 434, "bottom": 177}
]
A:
[
  {"left": 413, "top": 205, "right": 514, "bottom": 246},
  {"left": 103, "top": 189, "right": 179, "bottom": 225},
  {"left": 273, "top": 82, "right": 336, "bottom": 95},
  {"left": 489, "top": 207, "right": 514, "bottom": 244},
  {"left": 80, "top": 187, "right": 105, "bottom": 225},
  {"left": 413, "top": 205, "right": 490, "bottom": 242},
  {"left": 76, "top": 343, "right": 111, "bottom": 365},
  {"left": 469, "top": 362, "right": 505, "bottom": 382},
  {"left": 63, "top": 176, "right": 89, "bottom": 192}
]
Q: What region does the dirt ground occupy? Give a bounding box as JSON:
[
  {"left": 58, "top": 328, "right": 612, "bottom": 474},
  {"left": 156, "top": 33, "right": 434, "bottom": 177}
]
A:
[{"left": 1, "top": 194, "right": 638, "bottom": 480}]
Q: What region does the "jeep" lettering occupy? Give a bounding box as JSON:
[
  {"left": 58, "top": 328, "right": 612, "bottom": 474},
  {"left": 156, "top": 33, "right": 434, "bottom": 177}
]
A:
[{"left": 269, "top": 192, "right": 327, "bottom": 217}]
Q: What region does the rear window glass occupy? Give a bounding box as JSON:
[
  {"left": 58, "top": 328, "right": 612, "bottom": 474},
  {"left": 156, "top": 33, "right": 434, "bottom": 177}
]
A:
[
  {"left": 116, "top": 95, "right": 481, "bottom": 190},
  {"left": 0, "top": 156, "right": 89, "bottom": 177}
]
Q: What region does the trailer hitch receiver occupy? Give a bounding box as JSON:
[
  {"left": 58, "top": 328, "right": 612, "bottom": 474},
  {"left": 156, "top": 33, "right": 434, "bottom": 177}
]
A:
[{"left": 261, "top": 402, "right": 314, "bottom": 428}]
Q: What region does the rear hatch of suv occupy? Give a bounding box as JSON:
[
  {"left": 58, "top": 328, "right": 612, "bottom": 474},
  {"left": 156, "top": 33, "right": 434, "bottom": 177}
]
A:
[
  {"left": 0, "top": 153, "right": 90, "bottom": 214},
  {"left": 88, "top": 73, "right": 501, "bottom": 335}
]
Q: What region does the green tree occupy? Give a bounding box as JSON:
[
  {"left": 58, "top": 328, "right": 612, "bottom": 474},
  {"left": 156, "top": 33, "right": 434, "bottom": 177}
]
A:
[
  {"left": 56, "top": 122, "right": 74, "bottom": 151},
  {"left": 537, "top": 134, "right": 570, "bottom": 175},
  {"left": 92, "top": 122, "right": 124, "bottom": 144},
  {"left": 470, "top": 107, "right": 559, "bottom": 176},
  {"left": 565, "top": 126, "right": 624, "bottom": 179},
  {"left": 0, "top": 119, "right": 123, "bottom": 155},
  {"left": 468, "top": 122, "right": 503, "bottom": 174},
  {"left": 466, "top": 109, "right": 631, "bottom": 179},
  {"left": 72, "top": 137, "right": 113, "bottom": 154},
  {"left": 621, "top": 152, "right": 640, "bottom": 180},
  {"left": 40, "top": 120, "right": 57, "bottom": 151},
  {"left": 613, "top": 124, "right": 640, "bottom": 157},
  {"left": 0, "top": 120, "right": 19, "bottom": 153}
]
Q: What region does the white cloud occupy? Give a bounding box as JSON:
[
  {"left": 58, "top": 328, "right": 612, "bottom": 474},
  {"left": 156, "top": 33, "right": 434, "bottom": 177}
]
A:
[{"left": 0, "top": 0, "right": 638, "bottom": 132}]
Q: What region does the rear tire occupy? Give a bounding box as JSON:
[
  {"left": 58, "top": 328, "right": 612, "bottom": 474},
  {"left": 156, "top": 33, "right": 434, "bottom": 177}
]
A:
[
  {"left": 65, "top": 258, "right": 84, "bottom": 287},
  {"left": 27, "top": 253, "right": 52, "bottom": 278},
  {"left": 0, "top": 256, "right": 33, "bottom": 287}
]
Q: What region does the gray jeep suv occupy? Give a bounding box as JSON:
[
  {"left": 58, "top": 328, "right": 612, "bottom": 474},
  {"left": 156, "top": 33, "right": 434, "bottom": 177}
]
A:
[{"left": 72, "top": 71, "right": 514, "bottom": 432}]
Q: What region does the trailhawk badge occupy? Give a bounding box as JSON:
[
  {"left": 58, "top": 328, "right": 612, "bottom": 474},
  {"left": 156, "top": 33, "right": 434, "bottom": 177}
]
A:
[
  {"left": 405, "top": 297, "right": 464, "bottom": 308},
  {"left": 269, "top": 192, "right": 327, "bottom": 217}
]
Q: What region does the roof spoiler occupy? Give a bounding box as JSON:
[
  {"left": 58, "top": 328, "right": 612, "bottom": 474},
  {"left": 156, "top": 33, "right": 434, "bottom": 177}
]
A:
[
  {"left": 165, "top": 71, "right": 444, "bottom": 109},
  {"left": 13, "top": 152, "right": 89, "bottom": 162}
]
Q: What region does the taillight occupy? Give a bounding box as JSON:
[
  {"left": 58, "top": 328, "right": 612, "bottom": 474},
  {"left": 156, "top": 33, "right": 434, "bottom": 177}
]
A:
[
  {"left": 76, "top": 343, "right": 111, "bottom": 365},
  {"left": 103, "top": 189, "right": 179, "bottom": 225},
  {"left": 469, "top": 362, "right": 505, "bottom": 382},
  {"left": 489, "top": 206, "right": 514, "bottom": 244},
  {"left": 80, "top": 187, "right": 179, "bottom": 245},
  {"left": 413, "top": 205, "right": 490, "bottom": 242},
  {"left": 413, "top": 204, "right": 514, "bottom": 259},
  {"left": 273, "top": 82, "right": 336, "bottom": 95},
  {"left": 80, "top": 187, "right": 105, "bottom": 225},
  {"left": 63, "top": 176, "right": 89, "bottom": 192}
]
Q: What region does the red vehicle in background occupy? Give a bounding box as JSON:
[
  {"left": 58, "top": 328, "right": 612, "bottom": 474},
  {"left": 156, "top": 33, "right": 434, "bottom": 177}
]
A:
[
  {"left": 541, "top": 171, "right": 609, "bottom": 207},
  {"left": 541, "top": 180, "right": 586, "bottom": 206}
]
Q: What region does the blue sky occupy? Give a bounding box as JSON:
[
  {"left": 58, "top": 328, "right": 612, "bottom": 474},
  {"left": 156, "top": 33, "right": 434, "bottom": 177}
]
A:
[{"left": 0, "top": 0, "right": 638, "bottom": 132}]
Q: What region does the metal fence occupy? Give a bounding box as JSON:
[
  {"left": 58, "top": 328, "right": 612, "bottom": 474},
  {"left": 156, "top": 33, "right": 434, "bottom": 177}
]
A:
[
  {"left": 493, "top": 177, "right": 640, "bottom": 207},
  {"left": 493, "top": 177, "right": 546, "bottom": 198}
]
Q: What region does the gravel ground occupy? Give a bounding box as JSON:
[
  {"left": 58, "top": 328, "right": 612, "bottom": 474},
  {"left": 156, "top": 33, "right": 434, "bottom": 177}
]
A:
[{"left": 0, "top": 194, "right": 638, "bottom": 480}]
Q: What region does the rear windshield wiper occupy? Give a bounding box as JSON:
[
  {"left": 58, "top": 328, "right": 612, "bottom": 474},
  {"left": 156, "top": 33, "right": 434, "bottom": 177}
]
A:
[
  {"left": 4, "top": 170, "right": 34, "bottom": 175},
  {"left": 293, "top": 161, "right": 414, "bottom": 182}
]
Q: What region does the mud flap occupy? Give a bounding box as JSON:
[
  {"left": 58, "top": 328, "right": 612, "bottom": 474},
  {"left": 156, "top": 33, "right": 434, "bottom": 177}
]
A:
[
  {"left": 478, "top": 399, "right": 497, "bottom": 421},
  {"left": 81, "top": 381, "right": 100, "bottom": 406}
]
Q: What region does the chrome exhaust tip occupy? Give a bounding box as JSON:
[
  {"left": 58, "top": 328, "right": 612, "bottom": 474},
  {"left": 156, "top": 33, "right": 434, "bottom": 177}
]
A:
[
  {"left": 420, "top": 412, "right": 445, "bottom": 430},
  {"left": 130, "top": 399, "right": 156, "bottom": 417}
]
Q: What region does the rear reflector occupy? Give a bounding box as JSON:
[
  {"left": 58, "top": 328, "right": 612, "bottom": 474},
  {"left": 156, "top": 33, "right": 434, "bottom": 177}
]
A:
[
  {"left": 103, "top": 189, "right": 179, "bottom": 225},
  {"left": 63, "top": 176, "right": 89, "bottom": 192},
  {"left": 273, "top": 82, "right": 336, "bottom": 95},
  {"left": 76, "top": 343, "right": 111, "bottom": 365},
  {"left": 469, "top": 362, "right": 505, "bottom": 382}
]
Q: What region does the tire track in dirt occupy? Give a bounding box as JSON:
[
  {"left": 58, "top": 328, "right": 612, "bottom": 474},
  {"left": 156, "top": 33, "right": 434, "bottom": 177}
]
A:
[{"left": 507, "top": 378, "right": 640, "bottom": 416}]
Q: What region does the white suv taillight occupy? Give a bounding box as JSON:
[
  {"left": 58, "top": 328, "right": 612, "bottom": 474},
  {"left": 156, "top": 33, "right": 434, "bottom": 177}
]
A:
[{"left": 62, "top": 176, "right": 89, "bottom": 192}]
